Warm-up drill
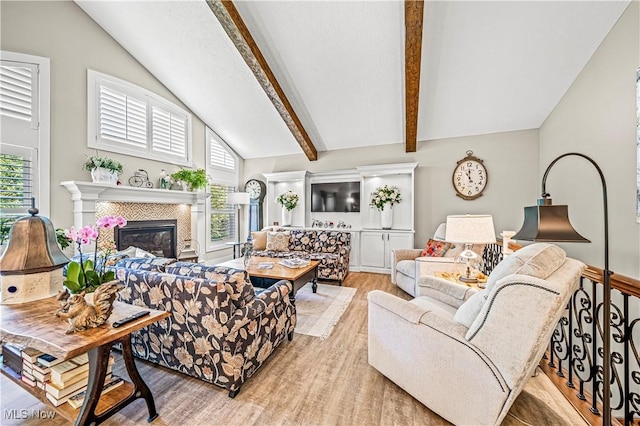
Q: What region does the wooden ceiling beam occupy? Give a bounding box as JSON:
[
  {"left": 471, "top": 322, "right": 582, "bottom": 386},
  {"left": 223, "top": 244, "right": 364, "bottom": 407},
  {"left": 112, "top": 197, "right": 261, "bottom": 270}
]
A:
[
  {"left": 404, "top": 0, "right": 424, "bottom": 153},
  {"left": 206, "top": 0, "right": 318, "bottom": 161}
]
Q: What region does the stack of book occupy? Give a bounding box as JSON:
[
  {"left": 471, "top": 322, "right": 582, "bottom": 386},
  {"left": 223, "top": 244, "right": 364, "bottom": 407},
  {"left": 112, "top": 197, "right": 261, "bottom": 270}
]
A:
[{"left": 20, "top": 347, "right": 44, "bottom": 388}]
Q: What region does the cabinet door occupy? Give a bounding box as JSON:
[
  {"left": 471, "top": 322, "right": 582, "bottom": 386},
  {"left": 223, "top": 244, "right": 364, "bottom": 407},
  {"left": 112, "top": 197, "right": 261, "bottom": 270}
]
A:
[
  {"left": 360, "top": 232, "right": 386, "bottom": 268},
  {"left": 386, "top": 232, "right": 414, "bottom": 268}
]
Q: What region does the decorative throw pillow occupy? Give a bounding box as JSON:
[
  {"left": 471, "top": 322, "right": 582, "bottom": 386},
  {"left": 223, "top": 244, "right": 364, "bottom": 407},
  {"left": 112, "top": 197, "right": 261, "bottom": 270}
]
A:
[
  {"left": 453, "top": 290, "right": 488, "bottom": 328},
  {"left": 485, "top": 243, "right": 566, "bottom": 293},
  {"left": 266, "top": 231, "right": 290, "bottom": 252},
  {"left": 251, "top": 231, "right": 267, "bottom": 250},
  {"left": 420, "top": 239, "right": 452, "bottom": 257}
]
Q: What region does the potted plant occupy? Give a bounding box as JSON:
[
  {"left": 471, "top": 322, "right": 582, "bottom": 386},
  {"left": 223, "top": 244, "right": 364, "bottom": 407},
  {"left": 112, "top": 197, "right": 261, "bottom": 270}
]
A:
[
  {"left": 170, "top": 168, "right": 208, "bottom": 191},
  {"left": 84, "top": 153, "right": 124, "bottom": 185}
]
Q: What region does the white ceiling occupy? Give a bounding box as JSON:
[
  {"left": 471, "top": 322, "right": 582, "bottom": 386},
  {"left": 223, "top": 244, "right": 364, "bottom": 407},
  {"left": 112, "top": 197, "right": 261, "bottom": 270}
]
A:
[{"left": 75, "top": 0, "right": 630, "bottom": 160}]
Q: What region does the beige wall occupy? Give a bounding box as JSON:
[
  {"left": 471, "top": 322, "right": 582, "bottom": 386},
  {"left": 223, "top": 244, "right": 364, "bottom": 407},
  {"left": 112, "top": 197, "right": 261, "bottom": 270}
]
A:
[
  {"left": 539, "top": 1, "right": 640, "bottom": 278},
  {"left": 1, "top": 1, "right": 207, "bottom": 231},
  {"left": 245, "top": 129, "right": 540, "bottom": 248}
]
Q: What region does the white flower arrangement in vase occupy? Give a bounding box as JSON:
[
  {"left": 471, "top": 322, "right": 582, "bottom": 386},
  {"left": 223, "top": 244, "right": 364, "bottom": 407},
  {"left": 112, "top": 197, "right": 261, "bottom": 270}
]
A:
[
  {"left": 276, "top": 190, "right": 299, "bottom": 211},
  {"left": 369, "top": 185, "right": 402, "bottom": 211}
]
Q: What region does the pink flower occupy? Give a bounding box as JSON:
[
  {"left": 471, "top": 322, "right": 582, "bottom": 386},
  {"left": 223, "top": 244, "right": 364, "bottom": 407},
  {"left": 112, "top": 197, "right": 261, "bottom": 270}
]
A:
[
  {"left": 65, "top": 226, "right": 77, "bottom": 241},
  {"left": 115, "top": 216, "right": 127, "bottom": 227}
]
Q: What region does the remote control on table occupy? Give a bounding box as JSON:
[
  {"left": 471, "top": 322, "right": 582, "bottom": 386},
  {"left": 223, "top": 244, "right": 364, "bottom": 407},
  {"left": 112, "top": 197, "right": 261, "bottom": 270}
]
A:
[{"left": 112, "top": 310, "right": 150, "bottom": 328}]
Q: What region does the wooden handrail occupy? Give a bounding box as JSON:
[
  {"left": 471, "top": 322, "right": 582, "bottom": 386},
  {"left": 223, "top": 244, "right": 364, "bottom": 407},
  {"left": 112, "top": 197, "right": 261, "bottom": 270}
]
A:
[{"left": 498, "top": 239, "right": 640, "bottom": 297}]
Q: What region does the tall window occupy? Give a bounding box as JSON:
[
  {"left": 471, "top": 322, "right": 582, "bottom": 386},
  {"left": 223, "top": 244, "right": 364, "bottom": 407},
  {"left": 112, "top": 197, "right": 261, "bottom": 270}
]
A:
[
  {"left": 88, "top": 70, "right": 192, "bottom": 166},
  {"left": 206, "top": 127, "right": 240, "bottom": 250},
  {"left": 0, "top": 53, "right": 50, "bottom": 244}
]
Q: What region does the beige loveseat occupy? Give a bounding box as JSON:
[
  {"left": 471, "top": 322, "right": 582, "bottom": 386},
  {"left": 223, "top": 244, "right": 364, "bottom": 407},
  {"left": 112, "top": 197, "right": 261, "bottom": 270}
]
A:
[{"left": 368, "top": 243, "right": 585, "bottom": 425}]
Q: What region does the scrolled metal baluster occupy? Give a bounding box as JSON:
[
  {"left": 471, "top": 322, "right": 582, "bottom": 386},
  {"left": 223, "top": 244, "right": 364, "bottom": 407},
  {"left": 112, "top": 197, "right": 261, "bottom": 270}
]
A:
[{"left": 572, "top": 283, "right": 595, "bottom": 401}]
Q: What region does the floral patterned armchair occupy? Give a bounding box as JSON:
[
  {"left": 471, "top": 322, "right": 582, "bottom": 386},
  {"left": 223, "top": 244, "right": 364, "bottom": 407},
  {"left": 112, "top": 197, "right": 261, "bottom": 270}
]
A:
[{"left": 115, "top": 258, "right": 296, "bottom": 397}]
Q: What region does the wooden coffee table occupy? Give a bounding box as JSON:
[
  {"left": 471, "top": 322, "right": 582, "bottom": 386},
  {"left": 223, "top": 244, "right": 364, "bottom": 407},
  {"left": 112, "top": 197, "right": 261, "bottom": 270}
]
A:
[{"left": 220, "top": 256, "right": 319, "bottom": 300}]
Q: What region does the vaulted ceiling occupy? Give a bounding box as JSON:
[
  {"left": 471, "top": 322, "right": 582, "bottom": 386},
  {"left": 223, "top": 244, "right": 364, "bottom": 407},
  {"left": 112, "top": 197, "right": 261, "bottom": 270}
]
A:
[{"left": 75, "top": 0, "right": 630, "bottom": 160}]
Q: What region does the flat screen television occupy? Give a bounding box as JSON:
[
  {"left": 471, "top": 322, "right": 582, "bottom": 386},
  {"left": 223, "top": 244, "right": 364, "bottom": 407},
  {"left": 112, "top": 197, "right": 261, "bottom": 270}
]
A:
[{"left": 311, "top": 182, "right": 360, "bottom": 212}]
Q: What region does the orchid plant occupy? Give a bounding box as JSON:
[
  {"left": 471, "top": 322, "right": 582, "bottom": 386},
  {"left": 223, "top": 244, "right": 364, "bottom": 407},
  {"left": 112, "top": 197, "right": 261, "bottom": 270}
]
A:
[{"left": 63, "top": 215, "right": 127, "bottom": 294}]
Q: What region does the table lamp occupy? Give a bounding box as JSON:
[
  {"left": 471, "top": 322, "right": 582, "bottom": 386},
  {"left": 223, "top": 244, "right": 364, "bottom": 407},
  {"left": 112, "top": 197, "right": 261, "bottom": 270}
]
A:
[
  {"left": 227, "top": 192, "right": 250, "bottom": 243},
  {"left": 445, "top": 214, "right": 496, "bottom": 284}
]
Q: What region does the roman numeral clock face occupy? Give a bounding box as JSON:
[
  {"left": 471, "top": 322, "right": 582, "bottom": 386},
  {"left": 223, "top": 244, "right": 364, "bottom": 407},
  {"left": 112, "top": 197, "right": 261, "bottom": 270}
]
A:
[{"left": 452, "top": 152, "right": 487, "bottom": 200}]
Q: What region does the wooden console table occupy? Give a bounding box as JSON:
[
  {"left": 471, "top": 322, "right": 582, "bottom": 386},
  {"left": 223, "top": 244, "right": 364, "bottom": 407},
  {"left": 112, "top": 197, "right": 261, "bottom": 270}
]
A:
[{"left": 0, "top": 296, "right": 169, "bottom": 426}]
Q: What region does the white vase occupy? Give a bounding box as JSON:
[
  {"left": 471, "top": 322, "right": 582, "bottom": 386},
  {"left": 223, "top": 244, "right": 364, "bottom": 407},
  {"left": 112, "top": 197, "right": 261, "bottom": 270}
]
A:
[
  {"left": 380, "top": 205, "right": 393, "bottom": 229},
  {"left": 91, "top": 167, "right": 118, "bottom": 185},
  {"left": 282, "top": 208, "right": 292, "bottom": 226}
]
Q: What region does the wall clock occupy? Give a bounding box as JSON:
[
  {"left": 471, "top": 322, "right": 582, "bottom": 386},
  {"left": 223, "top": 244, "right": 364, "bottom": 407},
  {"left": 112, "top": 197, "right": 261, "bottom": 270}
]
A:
[
  {"left": 244, "top": 179, "right": 266, "bottom": 233},
  {"left": 452, "top": 151, "right": 488, "bottom": 200}
]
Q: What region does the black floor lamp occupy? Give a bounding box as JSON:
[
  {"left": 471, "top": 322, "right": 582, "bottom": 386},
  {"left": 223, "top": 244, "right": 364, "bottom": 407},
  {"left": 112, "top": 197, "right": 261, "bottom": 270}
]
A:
[{"left": 512, "top": 152, "right": 611, "bottom": 425}]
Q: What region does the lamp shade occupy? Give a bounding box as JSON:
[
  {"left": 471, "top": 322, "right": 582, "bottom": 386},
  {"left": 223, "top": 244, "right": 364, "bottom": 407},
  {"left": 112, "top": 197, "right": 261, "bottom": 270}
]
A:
[
  {"left": 227, "top": 192, "right": 250, "bottom": 205},
  {"left": 445, "top": 214, "right": 496, "bottom": 244},
  {"left": 512, "top": 204, "right": 590, "bottom": 242}
]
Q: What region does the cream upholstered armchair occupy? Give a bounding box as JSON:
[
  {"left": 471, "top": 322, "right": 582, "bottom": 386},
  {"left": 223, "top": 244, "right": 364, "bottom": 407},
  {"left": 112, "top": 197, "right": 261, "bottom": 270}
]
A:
[
  {"left": 391, "top": 223, "right": 466, "bottom": 297},
  {"left": 368, "top": 243, "right": 585, "bottom": 425}
]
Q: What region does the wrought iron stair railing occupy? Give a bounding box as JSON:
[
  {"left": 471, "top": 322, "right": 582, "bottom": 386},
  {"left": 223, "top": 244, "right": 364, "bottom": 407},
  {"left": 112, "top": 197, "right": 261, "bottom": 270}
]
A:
[{"left": 481, "top": 242, "right": 640, "bottom": 425}]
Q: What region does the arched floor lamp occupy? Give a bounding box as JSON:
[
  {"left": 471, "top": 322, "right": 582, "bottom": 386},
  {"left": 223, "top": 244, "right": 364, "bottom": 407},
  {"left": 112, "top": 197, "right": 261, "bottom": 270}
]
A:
[{"left": 512, "top": 152, "right": 611, "bottom": 424}]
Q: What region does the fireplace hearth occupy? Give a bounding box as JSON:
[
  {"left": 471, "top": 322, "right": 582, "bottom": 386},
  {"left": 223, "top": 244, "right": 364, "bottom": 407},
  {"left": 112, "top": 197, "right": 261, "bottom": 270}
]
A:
[{"left": 115, "top": 220, "right": 177, "bottom": 259}]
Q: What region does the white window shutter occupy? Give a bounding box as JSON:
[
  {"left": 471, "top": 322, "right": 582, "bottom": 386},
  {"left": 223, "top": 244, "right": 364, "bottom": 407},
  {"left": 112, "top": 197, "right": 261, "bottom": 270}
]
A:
[
  {"left": 209, "top": 137, "right": 236, "bottom": 170},
  {"left": 151, "top": 106, "right": 187, "bottom": 157},
  {"left": 98, "top": 85, "right": 147, "bottom": 149},
  {"left": 0, "top": 62, "right": 38, "bottom": 128}
]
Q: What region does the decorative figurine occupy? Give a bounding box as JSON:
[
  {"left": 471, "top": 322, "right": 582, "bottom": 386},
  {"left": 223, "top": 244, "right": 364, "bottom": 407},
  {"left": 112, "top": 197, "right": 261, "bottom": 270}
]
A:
[{"left": 55, "top": 281, "right": 122, "bottom": 334}]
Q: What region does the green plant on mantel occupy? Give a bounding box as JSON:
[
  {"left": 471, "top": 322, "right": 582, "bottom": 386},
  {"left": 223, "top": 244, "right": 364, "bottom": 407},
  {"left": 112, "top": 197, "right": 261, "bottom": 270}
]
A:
[
  {"left": 83, "top": 153, "right": 124, "bottom": 174},
  {"left": 171, "top": 168, "right": 208, "bottom": 191}
]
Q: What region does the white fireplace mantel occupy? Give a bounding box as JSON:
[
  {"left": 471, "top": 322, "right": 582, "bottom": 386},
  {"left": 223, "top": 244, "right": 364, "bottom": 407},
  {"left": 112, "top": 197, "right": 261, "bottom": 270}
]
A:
[{"left": 61, "top": 181, "right": 210, "bottom": 245}]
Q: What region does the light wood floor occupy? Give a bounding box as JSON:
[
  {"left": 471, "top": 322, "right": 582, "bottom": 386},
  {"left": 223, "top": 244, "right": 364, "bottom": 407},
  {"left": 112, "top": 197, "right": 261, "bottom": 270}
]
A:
[{"left": 1, "top": 272, "right": 587, "bottom": 425}]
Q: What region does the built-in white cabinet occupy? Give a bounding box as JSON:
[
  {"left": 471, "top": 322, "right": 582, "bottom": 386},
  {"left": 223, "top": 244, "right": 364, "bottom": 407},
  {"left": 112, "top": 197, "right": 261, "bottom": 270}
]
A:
[
  {"left": 263, "top": 171, "right": 308, "bottom": 228},
  {"left": 360, "top": 231, "right": 414, "bottom": 273},
  {"left": 261, "top": 162, "right": 418, "bottom": 274}
]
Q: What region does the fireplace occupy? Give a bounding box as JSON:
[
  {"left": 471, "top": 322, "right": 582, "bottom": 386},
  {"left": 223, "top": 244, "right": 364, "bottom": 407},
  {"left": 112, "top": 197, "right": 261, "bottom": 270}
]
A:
[{"left": 115, "top": 220, "right": 177, "bottom": 258}]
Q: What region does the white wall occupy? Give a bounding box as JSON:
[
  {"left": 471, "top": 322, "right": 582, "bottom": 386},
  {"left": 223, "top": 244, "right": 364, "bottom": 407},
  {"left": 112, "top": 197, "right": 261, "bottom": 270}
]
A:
[
  {"left": 244, "top": 129, "right": 540, "bottom": 249},
  {"left": 0, "top": 1, "right": 208, "bottom": 232},
  {"left": 539, "top": 1, "right": 640, "bottom": 278}
]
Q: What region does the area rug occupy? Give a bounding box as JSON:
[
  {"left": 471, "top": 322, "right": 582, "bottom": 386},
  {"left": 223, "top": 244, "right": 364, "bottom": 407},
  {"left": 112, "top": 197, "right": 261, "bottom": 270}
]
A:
[{"left": 294, "top": 283, "right": 356, "bottom": 339}]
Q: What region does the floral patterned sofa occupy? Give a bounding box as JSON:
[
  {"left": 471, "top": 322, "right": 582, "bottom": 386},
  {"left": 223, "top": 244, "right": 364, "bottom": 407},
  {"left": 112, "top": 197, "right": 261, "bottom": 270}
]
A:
[
  {"left": 113, "top": 257, "right": 296, "bottom": 398},
  {"left": 252, "top": 228, "right": 351, "bottom": 283}
]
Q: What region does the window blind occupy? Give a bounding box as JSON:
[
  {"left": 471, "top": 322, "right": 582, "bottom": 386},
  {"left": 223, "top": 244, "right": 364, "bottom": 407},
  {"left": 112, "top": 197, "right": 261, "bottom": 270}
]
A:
[
  {"left": 209, "top": 137, "right": 236, "bottom": 170},
  {"left": 210, "top": 184, "right": 236, "bottom": 242},
  {"left": 151, "top": 106, "right": 187, "bottom": 157},
  {"left": 0, "top": 62, "right": 37, "bottom": 126},
  {"left": 0, "top": 152, "right": 33, "bottom": 244},
  {"left": 99, "top": 85, "right": 147, "bottom": 149}
]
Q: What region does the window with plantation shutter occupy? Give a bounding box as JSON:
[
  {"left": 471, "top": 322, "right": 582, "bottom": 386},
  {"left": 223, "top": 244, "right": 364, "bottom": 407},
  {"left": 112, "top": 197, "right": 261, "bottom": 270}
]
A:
[
  {"left": 209, "top": 184, "right": 235, "bottom": 243},
  {"left": 209, "top": 136, "right": 236, "bottom": 170},
  {"left": 88, "top": 70, "right": 192, "bottom": 166},
  {"left": 206, "top": 127, "right": 240, "bottom": 250},
  {"left": 1, "top": 52, "right": 50, "bottom": 236},
  {"left": 0, "top": 61, "right": 38, "bottom": 128}
]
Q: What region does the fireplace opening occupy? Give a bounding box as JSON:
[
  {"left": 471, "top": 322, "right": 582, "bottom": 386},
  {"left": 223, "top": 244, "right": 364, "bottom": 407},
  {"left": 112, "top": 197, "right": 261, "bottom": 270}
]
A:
[{"left": 115, "top": 219, "right": 177, "bottom": 259}]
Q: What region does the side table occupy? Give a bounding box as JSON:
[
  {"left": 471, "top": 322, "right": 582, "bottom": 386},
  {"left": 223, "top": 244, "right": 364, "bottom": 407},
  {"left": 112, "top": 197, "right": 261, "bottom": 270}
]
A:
[{"left": 0, "top": 296, "right": 169, "bottom": 426}]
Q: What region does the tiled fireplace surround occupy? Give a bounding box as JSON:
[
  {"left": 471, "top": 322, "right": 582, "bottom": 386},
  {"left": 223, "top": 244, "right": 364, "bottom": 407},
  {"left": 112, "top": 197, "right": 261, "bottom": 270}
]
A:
[{"left": 61, "top": 181, "right": 209, "bottom": 256}]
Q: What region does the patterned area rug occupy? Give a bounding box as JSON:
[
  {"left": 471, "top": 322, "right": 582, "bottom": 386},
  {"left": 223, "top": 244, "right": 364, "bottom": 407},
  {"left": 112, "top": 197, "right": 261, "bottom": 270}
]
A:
[{"left": 294, "top": 282, "right": 356, "bottom": 339}]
